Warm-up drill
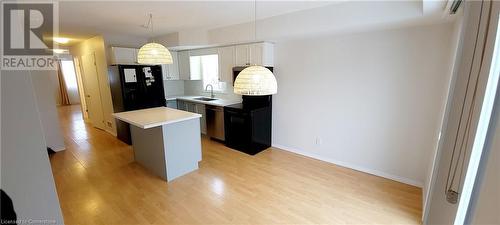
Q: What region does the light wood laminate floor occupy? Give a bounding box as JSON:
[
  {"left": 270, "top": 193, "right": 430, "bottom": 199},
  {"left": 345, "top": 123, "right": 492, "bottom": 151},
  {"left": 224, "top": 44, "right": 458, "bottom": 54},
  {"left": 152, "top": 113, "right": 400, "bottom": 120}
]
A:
[{"left": 50, "top": 105, "right": 422, "bottom": 224}]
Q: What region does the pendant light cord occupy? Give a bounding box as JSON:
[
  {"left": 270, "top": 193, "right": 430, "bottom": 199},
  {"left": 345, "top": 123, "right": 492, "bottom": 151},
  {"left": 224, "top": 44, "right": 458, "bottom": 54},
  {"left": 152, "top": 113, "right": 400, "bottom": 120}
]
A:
[
  {"left": 149, "top": 13, "right": 154, "bottom": 42},
  {"left": 254, "top": 0, "right": 257, "bottom": 41}
]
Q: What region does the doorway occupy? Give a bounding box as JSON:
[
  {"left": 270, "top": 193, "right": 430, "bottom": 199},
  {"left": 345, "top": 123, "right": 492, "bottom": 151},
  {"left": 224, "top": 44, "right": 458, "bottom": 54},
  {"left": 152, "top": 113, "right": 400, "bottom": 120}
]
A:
[
  {"left": 60, "top": 59, "right": 81, "bottom": 104},
  {"left": 72, "top": 57, "right": 89, "bottom": 120}
]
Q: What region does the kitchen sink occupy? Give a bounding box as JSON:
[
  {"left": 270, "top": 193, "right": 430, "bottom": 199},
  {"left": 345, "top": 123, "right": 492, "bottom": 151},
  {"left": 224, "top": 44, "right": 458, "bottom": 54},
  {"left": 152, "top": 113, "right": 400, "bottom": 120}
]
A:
[{"left": 193, "top": 97, "right": 217, "bottom": 101}]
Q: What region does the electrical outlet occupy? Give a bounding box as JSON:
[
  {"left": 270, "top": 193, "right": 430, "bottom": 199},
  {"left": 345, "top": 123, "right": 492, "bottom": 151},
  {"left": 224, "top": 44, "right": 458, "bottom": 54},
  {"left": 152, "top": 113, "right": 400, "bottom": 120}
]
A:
[
  {"left": 107, "top": 121, "right": 112, "bottom": 128},
  {"left": 315, "top": 137, "right": 322, "bottom": 145}
]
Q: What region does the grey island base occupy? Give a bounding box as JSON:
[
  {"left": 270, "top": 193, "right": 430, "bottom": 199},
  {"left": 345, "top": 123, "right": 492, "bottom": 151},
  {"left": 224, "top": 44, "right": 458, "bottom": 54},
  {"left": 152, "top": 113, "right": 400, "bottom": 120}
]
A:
[{"left": 113, "top": 107, "right": 202, "bottom": 182}]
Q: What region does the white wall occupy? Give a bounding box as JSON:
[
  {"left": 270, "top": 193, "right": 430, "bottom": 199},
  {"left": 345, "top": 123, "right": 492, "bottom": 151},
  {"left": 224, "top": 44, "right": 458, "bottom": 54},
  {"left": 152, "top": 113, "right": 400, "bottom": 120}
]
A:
[
  {"left": 1, "top": 71, "right": 64, "bottom": 224},
  {"left": 31, "top": 71, "right": 66, "bottom": 151},
  {"left": 471, "top": 102, "right": 500, "bottom": 224},
  {"left": 422, "top": 14, "right": 464, "bottom": 219},
  {"left": 152, "top": 1, "right": 460, "bottom": 188},
  {"left": 207, "top": 1, "right": 447, "bottom": 45},
  {"left": 271, "top": 23, "right": 456, "bottom": 186}
]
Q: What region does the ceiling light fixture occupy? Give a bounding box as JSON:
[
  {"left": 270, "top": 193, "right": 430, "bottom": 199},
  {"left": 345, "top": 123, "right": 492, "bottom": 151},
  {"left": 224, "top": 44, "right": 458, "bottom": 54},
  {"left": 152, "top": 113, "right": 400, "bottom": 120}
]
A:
[
  {"left": 53, "top": 37, "right": 70, "bottom": 44},
  {"left": 52, "top": 49, "right": 68, "bottom": 54},
  {"left": 233, "top": 0, "right": 277, "bottom": 96},
  {"left": 137, "top": 13, "right": 172, "bottom": 65}
]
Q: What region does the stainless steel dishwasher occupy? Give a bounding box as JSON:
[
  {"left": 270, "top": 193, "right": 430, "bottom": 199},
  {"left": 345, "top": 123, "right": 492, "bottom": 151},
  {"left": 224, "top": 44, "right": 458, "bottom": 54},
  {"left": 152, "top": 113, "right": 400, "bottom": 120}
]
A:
[{"left": 206, "top": 105, "right": 225, "bottom": 141}]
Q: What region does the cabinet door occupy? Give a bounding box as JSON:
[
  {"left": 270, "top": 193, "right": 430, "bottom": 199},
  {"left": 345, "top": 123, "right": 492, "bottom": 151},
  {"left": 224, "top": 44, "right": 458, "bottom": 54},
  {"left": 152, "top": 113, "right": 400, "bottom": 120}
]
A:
[
  {"left": 166, "top": 100, "right": 177, "bottom": 109},
  {"left": 134, "top": 49, "right": 139, "bottom": 63},
  {"left": 169, "top": 51, "right": 180, "bottom": 80},
  {"left": 161, "top": 51, "right": 179, "bottom": 80},
  {"left": 187, "top": 102, "right": 196, "bottom": 113},
  {"left": 111, "top": 47, "right": 137, "bottom": 64},
  {"left": 189, "top": 56, "right": 202, "bottom": 80},
  {"left": 195, "top": 104, "right": 206, "bottom": 134},
  {"left": 234, "top": 45, "right": 250, "bottom": 66},
  {"left": 178, "top": 51, "right": 191, "bottom": 80},
  {"left": 261, "top": 42, "right": 274, "bottom": 66},
  {"left": 218, "top": 46, "right": 235, "bottom": 83},
  {"left": 249, "top": 43, "right": 263, "bottom": 66},
  {"left": 177, "top": 100, "right": 186, "bottom": 111},
  {"left": 161, "top": 64, "right": 170, "bottom": 80}
]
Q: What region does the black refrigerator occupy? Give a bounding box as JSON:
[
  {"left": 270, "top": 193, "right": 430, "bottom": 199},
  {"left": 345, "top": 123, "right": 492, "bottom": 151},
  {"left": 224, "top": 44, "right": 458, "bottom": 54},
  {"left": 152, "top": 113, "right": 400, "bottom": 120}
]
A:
[{"left": 108, "top": 64, "right": 165, "bottom": 144}]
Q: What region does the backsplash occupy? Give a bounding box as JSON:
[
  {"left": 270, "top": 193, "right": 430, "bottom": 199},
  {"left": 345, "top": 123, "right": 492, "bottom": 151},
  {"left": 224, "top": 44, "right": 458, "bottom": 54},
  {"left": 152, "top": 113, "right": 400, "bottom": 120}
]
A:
[
  {"left": 164, "top": 80, "right": 242, "bottom": 101},
  {"left": 163, "top": 80, "right": 185, "bottom": 97},
  {"left": 184, "top": 80, "right": 242, "bottom": 101}
]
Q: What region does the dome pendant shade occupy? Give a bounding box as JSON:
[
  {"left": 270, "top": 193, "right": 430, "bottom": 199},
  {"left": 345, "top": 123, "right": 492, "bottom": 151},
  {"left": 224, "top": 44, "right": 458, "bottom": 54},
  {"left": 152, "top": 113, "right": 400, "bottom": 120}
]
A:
[
  {"left": 137, "top": 43, "right": 173, "bottom": 65},
  {"left": 234, "top": 66, "right": 277, "bottom": 96}
]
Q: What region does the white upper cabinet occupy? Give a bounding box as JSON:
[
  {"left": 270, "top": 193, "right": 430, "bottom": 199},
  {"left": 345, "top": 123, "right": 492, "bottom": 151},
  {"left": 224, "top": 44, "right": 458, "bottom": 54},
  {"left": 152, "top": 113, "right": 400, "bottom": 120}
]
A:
[
  {"left": 249, "top": 43, "right": 263, "bottom": 66},
  {"left": 190, "top": 48, "right": 218, "bottom": 56},
  {"left": 234, "top": 45, "right": 251, "bottom": 66},
  {"left": 218, "top": 46, "right": 235, "bottom": 83},
  {"left": 175, "top": 42, "right": 273, "bottom": 81},
  {"left": 178, "top": 51, "right": 191, "bottom": 80},
  {"left": 261, "top": 42, "right": 274, "bottom": 67},
  {"left": 161, "top": 51, "right": 179, "bottom": 80},
  {"left": 169, "top": 51, "right": 179, "bottom": 80},
  {"left": 189, "top": 55, "right": 202, "bottom": 80},
  {"left": 110, "top": 47, "right": 138, "bottom": 65},
  {"left": 233, "top": 43, "right": 274, "bottom": 67}
]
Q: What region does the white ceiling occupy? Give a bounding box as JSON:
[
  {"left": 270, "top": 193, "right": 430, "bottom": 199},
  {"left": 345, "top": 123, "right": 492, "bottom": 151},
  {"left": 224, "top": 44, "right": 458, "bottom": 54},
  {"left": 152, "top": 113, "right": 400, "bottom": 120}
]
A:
[{"left": 58, "top": 1, "right": 341, "bottom": 40}]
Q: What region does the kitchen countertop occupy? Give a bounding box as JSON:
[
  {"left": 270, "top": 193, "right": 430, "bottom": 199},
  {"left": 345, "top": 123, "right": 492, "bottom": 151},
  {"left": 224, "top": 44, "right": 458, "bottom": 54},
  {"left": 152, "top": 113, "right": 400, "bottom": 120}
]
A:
[
  {"left": 166, "top": 95, "right": 242, "bottom": 107},
  {"left": 113, "top": 107, "right": 201, "bottom": 129}
]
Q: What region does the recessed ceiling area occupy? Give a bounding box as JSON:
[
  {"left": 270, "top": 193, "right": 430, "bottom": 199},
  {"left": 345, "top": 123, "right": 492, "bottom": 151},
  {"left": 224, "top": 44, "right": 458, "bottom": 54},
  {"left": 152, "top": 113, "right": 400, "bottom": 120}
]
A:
[{"left": 58, "top": 1, "right": 341, "bottom": 41}]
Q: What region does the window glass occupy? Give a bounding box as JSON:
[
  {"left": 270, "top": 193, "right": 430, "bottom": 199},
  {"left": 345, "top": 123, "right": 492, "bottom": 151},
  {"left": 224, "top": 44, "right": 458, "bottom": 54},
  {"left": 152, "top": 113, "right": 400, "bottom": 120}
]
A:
[{"left": 190, "top": 54, "right": 225, "bottom": 92}]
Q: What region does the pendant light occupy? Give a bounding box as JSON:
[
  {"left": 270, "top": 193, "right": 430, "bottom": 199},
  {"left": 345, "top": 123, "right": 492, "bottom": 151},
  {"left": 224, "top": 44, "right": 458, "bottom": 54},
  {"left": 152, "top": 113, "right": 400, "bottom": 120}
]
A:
[
  {"left": 233, "top": 0, "right": 277, "bottom": 96},
  {"left": 137, "top": 13, "right": 172, "bottom": 65}
]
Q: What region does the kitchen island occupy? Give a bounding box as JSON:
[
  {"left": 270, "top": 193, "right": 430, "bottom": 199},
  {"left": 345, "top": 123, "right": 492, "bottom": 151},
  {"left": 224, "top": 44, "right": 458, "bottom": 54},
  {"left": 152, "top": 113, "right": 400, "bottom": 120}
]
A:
[{"left": 113, "top": 107, "right": 202, "bottom": 182}]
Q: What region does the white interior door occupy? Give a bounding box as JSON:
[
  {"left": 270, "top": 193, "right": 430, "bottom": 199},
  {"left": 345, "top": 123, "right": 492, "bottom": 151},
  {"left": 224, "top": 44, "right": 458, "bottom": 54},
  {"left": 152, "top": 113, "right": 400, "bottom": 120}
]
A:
[
  {"left": 81, "top": 53, "right": 105, "bottom": 130},
  {"left": 425, "top": 1, "right": 499, "bottom": 224}
]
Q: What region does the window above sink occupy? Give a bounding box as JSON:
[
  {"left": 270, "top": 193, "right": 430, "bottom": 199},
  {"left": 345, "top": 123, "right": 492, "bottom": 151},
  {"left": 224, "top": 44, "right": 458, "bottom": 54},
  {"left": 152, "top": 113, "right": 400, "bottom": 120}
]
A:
[{"left": 189, "top": 54, "right": 226, "bottom": 92}]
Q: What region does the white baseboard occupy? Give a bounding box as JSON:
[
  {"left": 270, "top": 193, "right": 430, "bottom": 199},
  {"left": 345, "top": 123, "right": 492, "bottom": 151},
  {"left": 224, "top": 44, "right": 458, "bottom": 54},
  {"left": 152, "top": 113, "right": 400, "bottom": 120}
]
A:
[
  {"left": 105, "top": 129, "right": 117, "bottom": 137},
  {"left": 272, "top": 143, "right": 423, "bottom": 188}
]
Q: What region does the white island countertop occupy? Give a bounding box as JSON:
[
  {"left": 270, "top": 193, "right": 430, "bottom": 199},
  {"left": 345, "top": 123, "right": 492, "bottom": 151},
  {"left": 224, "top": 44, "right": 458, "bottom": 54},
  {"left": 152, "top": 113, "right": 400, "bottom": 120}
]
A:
[{"left": 113, "top": 107, "right": 201, "bottom": 129}]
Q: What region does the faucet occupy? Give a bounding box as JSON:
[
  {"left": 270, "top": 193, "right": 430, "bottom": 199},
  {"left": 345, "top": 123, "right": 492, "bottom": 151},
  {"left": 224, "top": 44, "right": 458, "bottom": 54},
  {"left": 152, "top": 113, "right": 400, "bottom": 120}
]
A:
[{"left": 205, "top": 84, "right": 215, "bottom": 99}]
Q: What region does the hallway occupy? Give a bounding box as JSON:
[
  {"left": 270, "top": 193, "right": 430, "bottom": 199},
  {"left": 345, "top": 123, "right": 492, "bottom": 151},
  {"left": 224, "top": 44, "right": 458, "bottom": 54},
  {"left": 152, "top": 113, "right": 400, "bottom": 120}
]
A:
[{"left": 50, "top": 105, "right": 422, "bottom": 224}]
